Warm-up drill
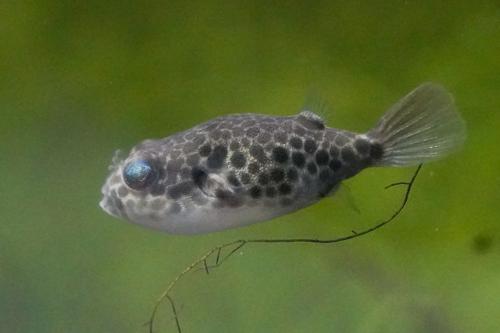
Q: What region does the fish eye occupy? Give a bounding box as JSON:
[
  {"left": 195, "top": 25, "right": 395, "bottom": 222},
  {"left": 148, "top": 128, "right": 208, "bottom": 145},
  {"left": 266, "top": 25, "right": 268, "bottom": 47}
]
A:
[{"left": 122, "top": 159, "right": 157, "bottom": 190}]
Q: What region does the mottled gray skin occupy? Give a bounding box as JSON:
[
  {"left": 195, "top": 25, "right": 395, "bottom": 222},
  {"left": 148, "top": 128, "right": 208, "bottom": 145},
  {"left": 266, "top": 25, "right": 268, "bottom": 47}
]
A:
[{"left": 100, "top": 111, "right": 381, "bottom": 234}]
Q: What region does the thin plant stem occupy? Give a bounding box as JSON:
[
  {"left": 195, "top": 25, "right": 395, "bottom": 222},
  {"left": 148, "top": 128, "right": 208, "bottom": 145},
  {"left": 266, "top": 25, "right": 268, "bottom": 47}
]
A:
[{"left": 146, "top": 164, "right": 422, "bottom": 333}]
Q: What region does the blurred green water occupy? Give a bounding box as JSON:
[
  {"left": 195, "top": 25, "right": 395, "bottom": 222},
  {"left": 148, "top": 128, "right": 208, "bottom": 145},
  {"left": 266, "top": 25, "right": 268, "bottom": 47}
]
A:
[{"left": 1, "top": 1, "right": 499, "bottom": 332}]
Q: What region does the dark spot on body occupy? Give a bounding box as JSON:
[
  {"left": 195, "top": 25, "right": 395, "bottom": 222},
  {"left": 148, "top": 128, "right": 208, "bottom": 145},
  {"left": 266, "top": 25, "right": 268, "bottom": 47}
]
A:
[
  {"left": 282, "top": 120, "right": 293, "bottom": 131},
  {"left": 329, "top": 159, "right": 342, "bottom": 172},
  {"left": 186, "top": 154, "right": 200, "bottom": 166},
  {"left": 191, "top": 167, "right": 207, "bottom": 188},
  {"left": 241, "top": 137, "right": 250, "bottom": 147},
  {"left": 370, "top": 142, "right": 384, "bottom": 160},
  {"left": 280, "top": 198, "right": 293, "bottom": 206},
  {"left": 227, "top": 174, "right": 241, "bottom": 187},
  {"left": 248, "top": 162, "right": 261, "bottom": 174},
  {"left": 230, "top": 152, "right": 246, "bottom": 168},
  {"left": 273, "top": 131, "right": 288, "bottom": 144},
  {"left": 257, "top": 132, "right": 272, "bottom": 144},
  {"left": 265, "top": 186, "right": 277, "bottom": 198},
  {"left": 294, "top": 125, "right": 306, "bottom": 136},
  {"left": 272, "top": 147, "right": 289, "bottom": 163},
  {"left": 354, "top": 138, "right": 371, "bottom": 155},
  {"left": 165, "top": 173, "right": 178, "bottom": 186},
  {"left": 258, "top": 173, "right": 269, "bottom": 185},
  {"left": 292, "top": 152, "right": 305, "bottom": 168},
  {"left": 290, "top": 137, "right": 303, "bottom": 149},
  {"left": 341, "top": 147, "right": 357, "bottom": 164},
  {"left": 229, "top": 141, "right": 240, "bottom": 151},
  {"left": 199, "top": 144, "right": 211, "bottom": 157},
  {"left": 304, "top": 139, "right": 318, "bottom": 154},
  {"left": 315, "top": 150, "right": 329, "bottom": 165},
  {"left": 261, "top": 123, "right": 277, "bottom": 131},
  {"left": 170, "top": 149, "right": 181, "bottom": 159},
  {"left": 150, "top": 183, "right": 165, "bottom": 196},
  {"left": 250, "top": 145, "right": 267, "bottom": 162},
  {"left": 117, "top": 186, "right": 129, "bottom": 198},
  {"left": 335, "top": 135, "right": 349, "bottom": 146},
  {"left": 278, "top": 183, "right": 292, "bottom": 195},
  {"left": 286, "top": 168, "right": 298, "bottom": 182},
  {"left": 207, "top": 145, "right": 228, "bottom": 169},
  {"left": 307, "top": 162, "right": 318, "bottom": 174},
  {"left": 264, "top": 142, "right": 274, "bottom": 152},
  {"left": 329, "top": 146, "right": 339, "bottom": 158},
  {"left": 270, "top": 168, "right": 285, "bottom": 183},
  {"left": 249, "top": 186, "right": 262, "bottom": 199},
  {"left": 193, "top": 135, "right": 205, "bottom": 145},
  {"left": 319, "top": 169, "right": 332, "bottom": 182},
  {"left": 182, "top": 141, "right": 197, "bottom": 154},
  {"left": 246, "top": 127, "right": 260, "bottom": 137},
  {"left": 166, "top": 158, "right": 183, "bottom": 173},
  {"left": 209, "top": 129, "right": 222, "bottom": 140},
  {"left": 232, "top": 127, "right": 244, "bottom": 136},
  {"left": 180, "top": 167, "right": 191, "bottom": 179},
  {"left": 240, "top": 172, "right": 251, "bottom": 184}
]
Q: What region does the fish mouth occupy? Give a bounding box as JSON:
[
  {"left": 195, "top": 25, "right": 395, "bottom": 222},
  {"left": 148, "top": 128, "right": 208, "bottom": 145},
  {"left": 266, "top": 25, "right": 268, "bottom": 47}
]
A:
[
  {"left": 99, "top": 195, "right": 122, "bottom": 218},
  {"left": 100, "top": 150, "right": 129, "bottom": 219},
  {"left": 99, "top": 179, "right": 126, "bottom": 219}
]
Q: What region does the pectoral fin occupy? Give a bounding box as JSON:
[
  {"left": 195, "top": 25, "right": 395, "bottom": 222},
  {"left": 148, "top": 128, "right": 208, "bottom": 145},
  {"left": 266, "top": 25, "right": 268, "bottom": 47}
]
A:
[
  {"left": 333, "top": 184, "right": 361, "bottom": 214},
  {"left": 192, "top": 168, "right": 235, "bottom": 198}
]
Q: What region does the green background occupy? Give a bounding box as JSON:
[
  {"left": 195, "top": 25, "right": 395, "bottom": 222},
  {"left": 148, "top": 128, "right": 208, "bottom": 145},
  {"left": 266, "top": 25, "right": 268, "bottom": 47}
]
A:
[{"left": 1, "top": 1, "right": 499, "bottom": 332}]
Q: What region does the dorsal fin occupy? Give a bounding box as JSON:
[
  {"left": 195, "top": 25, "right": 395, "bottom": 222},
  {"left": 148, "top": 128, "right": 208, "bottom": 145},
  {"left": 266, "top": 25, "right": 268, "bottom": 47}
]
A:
[{"left": 297, "top": 110, "right": 326, "bottom": 130}]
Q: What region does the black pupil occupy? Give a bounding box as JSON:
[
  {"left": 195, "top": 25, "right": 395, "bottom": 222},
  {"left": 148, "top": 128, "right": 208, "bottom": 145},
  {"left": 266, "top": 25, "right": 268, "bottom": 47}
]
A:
[{"left": 123, "top": 159, "right": 156, "bottom": 190}]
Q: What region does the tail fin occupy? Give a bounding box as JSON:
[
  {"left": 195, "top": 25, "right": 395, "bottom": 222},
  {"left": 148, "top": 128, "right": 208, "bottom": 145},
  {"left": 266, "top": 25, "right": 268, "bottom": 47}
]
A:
[{"left": 367, "top": 83, "right": 466, "bottom": 167}]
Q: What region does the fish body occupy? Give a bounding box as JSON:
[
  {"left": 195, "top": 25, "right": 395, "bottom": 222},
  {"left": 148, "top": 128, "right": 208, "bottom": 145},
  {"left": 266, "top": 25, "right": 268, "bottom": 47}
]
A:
[{"left": 100, "top": 83, "right": 465, "bottom": 234}]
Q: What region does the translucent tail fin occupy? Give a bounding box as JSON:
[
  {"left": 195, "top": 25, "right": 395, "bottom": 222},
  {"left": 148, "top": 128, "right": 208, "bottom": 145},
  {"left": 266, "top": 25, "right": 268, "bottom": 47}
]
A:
[{"left": 367, "top": 83, "right": 466, "bottom": 167}]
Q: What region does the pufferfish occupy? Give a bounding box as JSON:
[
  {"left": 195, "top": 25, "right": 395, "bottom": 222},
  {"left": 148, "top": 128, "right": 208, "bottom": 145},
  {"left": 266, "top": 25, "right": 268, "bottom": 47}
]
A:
[{"left": 100, "top": 83, "right": 466, "bottom": 234}]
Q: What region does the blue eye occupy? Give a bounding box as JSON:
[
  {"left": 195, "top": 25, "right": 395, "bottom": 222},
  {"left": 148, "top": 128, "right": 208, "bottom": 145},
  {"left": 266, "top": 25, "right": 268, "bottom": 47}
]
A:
[{"left": 123, "top": 159, "right": 157, "bottom": 190}]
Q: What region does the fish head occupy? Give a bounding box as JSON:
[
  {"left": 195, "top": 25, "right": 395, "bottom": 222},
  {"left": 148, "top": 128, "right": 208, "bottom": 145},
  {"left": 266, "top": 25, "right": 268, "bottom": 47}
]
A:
[
  {"left": 99, "top": 142, "right": 181, "bottom": 230},
  {"left": 99, "top": 137, "right": 236, "bottom": 234},
  {"left": 100, "top": 147, "right": 151, "bottom": 209}
]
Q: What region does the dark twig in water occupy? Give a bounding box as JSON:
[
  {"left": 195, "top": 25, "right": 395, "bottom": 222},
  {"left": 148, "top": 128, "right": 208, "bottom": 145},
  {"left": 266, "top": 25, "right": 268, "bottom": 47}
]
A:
[
  {"left": 146, "top": 164, "right": 422, "bottom": 333},
  {"left": 203, "top": 259, "right": 209, "bottom": 275},
  {"left": 215, "top": 247, "right": 222, "bottom": 265},
  {"left": 166, "top": 295, "right": 181, "bottom": 333},
  {"left": 385, "top": 181, "right": 410, "bottom": 189}
]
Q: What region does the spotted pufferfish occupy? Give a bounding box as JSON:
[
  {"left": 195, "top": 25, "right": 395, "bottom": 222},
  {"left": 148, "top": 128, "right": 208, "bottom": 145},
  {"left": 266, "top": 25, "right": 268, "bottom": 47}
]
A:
[{"left": 100, "top": 83, "right": 466, "bottom": 234}]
